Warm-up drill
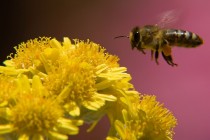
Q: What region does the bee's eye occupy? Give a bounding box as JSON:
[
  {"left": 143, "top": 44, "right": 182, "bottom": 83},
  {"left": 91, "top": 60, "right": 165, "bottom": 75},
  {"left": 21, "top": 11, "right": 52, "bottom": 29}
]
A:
[
  {"left": 134, "top": 31, "right": 140, "bottom": 42},
  {"left": 130, "top": 26, "right": 141, "bottom": 49}
]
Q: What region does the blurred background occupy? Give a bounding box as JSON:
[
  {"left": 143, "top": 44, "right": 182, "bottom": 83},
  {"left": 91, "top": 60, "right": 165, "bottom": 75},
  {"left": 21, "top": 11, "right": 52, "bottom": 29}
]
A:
[{"left": 1, "top": 0, "right": 210, "bottom": 140}]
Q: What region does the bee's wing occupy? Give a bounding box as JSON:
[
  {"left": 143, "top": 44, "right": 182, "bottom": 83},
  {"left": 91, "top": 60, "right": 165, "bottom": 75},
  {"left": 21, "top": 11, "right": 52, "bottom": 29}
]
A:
[{"left": 157, "top": 9, "right": 181, "bottom": 29}]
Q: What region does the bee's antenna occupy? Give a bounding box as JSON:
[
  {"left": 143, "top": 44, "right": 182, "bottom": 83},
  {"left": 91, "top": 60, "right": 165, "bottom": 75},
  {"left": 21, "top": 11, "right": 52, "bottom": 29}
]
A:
[{"left": 114, "top": 35, "right": 129, "bottom": 39}]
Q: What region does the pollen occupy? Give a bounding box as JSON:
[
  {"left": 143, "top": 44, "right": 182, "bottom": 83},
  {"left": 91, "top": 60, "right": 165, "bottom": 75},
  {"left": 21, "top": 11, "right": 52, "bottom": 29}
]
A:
[
  {"left": 11, "top": 95, "right": 63, "bottom": 135},
  {"left": 0, "top": 75, "right": 16, "bottom": 107},
  {"left": 46, "top": 60, "right": 97, "bottom": 103},
  {"left": 68, "top": 39, "right": 119, "bottom": 68},
  {"left": 0, "top": 75, "right": 82, "bottom": 139},
  {"left": 107, "top": 95, "right": 177, "bottom": 140},
  {"left": 10, "top": 37, "right": 51, "bottom": 69},
  {"left": 137, "top": 95, "right": 177, "bottom": 139}
]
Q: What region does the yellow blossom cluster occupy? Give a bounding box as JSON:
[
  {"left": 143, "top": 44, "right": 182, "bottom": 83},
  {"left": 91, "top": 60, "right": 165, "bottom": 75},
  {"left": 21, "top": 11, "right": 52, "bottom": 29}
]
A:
[{"left": 0, "top": 37, "right": 177, "bottom": 140}]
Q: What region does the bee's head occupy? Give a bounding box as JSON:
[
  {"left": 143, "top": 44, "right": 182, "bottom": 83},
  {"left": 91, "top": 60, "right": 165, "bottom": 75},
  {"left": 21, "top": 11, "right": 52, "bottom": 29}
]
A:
[
  {"left": 130, "top": 26, "right": 141, "bottom": 50},
  {"left": 114, "top": 26, "right": 141, "bottom": 50}
]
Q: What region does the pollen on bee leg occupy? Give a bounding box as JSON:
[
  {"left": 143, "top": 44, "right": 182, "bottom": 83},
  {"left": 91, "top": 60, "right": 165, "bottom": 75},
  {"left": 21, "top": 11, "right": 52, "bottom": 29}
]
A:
[
  {"left": 161, "top": 52, "right": 178, "bottom": 66},
  {"left": 162, "top": 45, "right": 172, "bottom": 56}
]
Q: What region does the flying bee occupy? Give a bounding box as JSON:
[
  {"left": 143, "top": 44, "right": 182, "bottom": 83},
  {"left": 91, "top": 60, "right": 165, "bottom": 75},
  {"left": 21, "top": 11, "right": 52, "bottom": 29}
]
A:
[{"left": 115, "top": 12, "right": 203, "bottom": 66}]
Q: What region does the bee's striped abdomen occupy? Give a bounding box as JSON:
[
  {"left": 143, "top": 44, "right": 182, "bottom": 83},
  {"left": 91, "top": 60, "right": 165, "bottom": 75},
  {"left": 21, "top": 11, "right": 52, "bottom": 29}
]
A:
[{"left": 163, "top": 29, "right": 203, "bottom": 48}]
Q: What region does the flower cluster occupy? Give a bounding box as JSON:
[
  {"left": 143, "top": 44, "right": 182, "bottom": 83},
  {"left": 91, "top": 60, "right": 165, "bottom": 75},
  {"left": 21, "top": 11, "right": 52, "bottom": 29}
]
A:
[{"left": 0, "top": 37, "right": 177, "bottom": 140}]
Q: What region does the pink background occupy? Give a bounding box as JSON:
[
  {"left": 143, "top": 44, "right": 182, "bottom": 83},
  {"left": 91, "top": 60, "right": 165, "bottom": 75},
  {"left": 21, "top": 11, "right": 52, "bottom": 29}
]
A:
[{"left": 1, "top": 0, "right": 210, "bottom": 140}]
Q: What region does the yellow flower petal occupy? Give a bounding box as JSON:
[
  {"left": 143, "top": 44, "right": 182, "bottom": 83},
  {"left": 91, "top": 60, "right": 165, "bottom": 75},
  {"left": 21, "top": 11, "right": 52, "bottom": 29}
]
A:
[
  {"left": 18, "top": 134, "right": 29, "bottom": 140},
  {"left": 0, "top": 66, "right": 29, "bottom": 76},
  {"left": 0, "top": 124, "right": 15, "bottom": 135},
  {"left": 95, "top": 93, "right": 117, "bottom": 102},
  {"left": 95, "top": 80, "right": 115, "bottom": 90},
  {"left": 48, "top": 131, "right": 68, "bottom": 140},
  {"left": 32, "top": 134, "right": 44, "bottom": 140},
  {"left": 106, "top": 136, "right": 119, "bottom": 140},
  {"left": 56, "top": 121, "right": 79, "bottom": 135},
  {"left": 114, "top": 120, "right": 126, "bottom": 139},
  {"left": 3, "top": 60, "right": 15, "bottom": 67},
  {"left": 64, "top": 102, "right": 80, "bottom": 117},
  {"left": 62, "top": 37, "right": 72, "bottom": 49},
  {"left": 82, "top": 97, "right": 105, "bottom": 111}
]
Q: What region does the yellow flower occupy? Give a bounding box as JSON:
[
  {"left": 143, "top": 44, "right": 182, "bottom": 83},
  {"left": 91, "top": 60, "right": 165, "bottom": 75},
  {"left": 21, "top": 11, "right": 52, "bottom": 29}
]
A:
[
  {"left": 107, "top": 95, "right": 177, "bottom": 140},
  {"left": 0, "top": 75, "right": 83, "bottom": 140},
  {"left": 2, "top": 37, "right": 134, "bottom": 127},
  {"left": 0, "top": 37, "right": 177, "bottom": 139},
  {"left": 137, "top": 95, "right": 177, "bottom": 140}
]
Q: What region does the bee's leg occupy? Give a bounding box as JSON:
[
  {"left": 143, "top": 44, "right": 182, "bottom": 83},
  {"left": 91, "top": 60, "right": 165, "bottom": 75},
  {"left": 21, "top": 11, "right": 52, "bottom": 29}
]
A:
[
  {"left": 162, "top": 45, "right": 177, "bottom": 66},
  {"left": 141, "top": 49, "right": 146, "bottom": 54},
  {"left": 155, "top": 50, "right": 159, "bottom": 65},
  {"left": 151, "top": 50, "right": 154, "bottom": 60},
  {"left": 136, "top": 47, "right": 146, "bottom": 54},
  {"left": 161, "top": 51, "right": 178, "bottom": 66},
  {"left": 154, "top": 45, "right": 159, "bottom": 65},
  {"left": 138, "top": 48, "right": 146, "bottom": 54}
]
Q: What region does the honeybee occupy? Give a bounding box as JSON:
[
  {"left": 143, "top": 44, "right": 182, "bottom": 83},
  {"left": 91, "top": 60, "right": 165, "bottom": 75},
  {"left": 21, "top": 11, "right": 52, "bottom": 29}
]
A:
[{"left": 115, "top": 12, "right": 203, "bottom": 66}]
